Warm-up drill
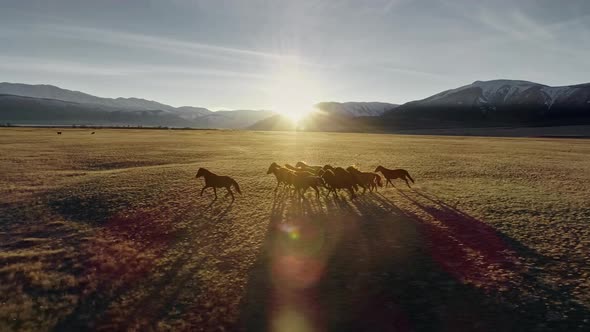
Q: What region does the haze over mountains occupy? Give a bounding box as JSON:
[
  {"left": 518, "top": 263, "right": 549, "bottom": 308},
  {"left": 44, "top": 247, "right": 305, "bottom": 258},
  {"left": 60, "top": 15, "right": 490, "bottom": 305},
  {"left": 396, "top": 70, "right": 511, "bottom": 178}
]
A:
[
  {"left": 1, "top": 80, "right": 589, "bottom": 130},
  {"left": 0, "top": 82, "right": 275, "bottom": 128}
]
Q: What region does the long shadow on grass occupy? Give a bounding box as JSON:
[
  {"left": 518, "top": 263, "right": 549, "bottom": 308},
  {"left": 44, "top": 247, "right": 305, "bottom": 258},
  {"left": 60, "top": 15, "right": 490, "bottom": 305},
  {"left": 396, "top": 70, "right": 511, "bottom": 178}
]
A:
[
  {"left": 237, "top": 190, "right": 547, "bottom": 331},
  {"left": 53, "top": 187, "right": 235, "bottom": 330},
  {"left": 398, "top": 189, "right": 590, "bottom": 331}
]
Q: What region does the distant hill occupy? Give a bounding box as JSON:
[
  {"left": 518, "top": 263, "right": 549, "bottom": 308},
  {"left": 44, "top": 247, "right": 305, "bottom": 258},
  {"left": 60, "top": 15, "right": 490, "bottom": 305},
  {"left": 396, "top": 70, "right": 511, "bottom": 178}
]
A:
[
  {"left": 0, "top": 83, "right": 272, "bottom": 128},
  {"left": 249, "top": 111, "right": 380, "bottom": 132},
  {"left": 381, "top": 79, "right": 590, "bottom": 128},
  {"left": 249, "top": 102, "right": 397, "bottom": 131},
  {"left": 4, "top": 80, "right": 589, "bottom": 131},
  {"left": 315, "top": 102, "right": 398, "bottom": 117},
  {"left": 0, "top": 82, "right": 176, "bottom": 112},
  {"left": 0, "top": 94, "right": 190, "bottom": 127}
]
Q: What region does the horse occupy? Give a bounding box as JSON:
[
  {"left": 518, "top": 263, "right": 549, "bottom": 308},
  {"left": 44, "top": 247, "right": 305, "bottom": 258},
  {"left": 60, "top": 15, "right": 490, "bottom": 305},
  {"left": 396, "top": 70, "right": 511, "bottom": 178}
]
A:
[
  {"left": 91, "top": 132, "right": 95, "bottom": 134},
  {"left": 295, "top": 161, "right": 322, "bottom": 175},
  {"left": 320, "top": 168, "right": 357, "bottom": 199},
  {"left": 57, "top": 132, "right": 62, "bottom": 135},
  {"left": 346, "top": 166, "right": 383, "bottom": 192},
  {"left": 267, "top": 162, "right": 295, "bottom": 191},
  {"left": 292, "top": 172, "right": 323, "bottom": 199},
  {"left": 284, "top": 163, "right": 299, "bottom": 172},
  {"left": 374, "top": 166, "right": 415, "bottom": 188},
  {"left": 196, "top": 168, "right": 241, "bottom": 200}
]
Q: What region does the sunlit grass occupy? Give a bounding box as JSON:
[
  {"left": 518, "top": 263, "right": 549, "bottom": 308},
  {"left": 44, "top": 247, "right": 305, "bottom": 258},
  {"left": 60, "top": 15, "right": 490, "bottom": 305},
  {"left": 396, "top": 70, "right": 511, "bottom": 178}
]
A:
[{"left": 0, "top": 128, "right": 589, "bottom": 330}]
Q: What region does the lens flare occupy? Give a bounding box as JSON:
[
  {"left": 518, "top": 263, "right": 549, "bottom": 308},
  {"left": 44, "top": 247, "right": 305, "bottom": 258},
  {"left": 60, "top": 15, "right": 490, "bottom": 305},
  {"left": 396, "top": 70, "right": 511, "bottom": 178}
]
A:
[{"left": 269, "top": 218, "right": 329, "bottom": 332}]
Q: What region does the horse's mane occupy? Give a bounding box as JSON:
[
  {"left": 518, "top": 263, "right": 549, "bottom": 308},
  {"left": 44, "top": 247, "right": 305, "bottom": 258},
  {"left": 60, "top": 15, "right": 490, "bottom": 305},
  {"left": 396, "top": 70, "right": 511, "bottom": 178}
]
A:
[
  {"left": 284, "top": 163, "right": 298, "bottom": 171},
  {"left": 197, "top": 167, "right": 215, "bottom": 177}
]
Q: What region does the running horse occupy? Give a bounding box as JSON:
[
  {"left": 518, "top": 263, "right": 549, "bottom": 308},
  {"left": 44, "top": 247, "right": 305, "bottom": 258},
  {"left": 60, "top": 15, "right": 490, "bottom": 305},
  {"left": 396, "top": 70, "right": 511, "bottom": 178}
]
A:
[
  {"left": 374, "top": 166, "right": 415, "bottom": 188},
  {"left": 195, "top": 168, "right": 241, "bottom": 200}
]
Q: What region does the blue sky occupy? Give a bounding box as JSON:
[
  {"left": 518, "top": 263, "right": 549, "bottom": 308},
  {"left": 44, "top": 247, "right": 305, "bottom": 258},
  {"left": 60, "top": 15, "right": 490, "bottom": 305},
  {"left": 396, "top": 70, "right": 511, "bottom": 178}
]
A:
[{"left": 1, "top": 0, "right": 589, "bottom": 111}]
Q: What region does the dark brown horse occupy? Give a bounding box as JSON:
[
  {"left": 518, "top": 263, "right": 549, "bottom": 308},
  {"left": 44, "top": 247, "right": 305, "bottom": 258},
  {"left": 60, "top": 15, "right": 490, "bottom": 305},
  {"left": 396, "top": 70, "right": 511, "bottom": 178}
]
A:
[
  {"left": 293, "top": 172, "right": 323, "bottom": 199},
  {"left": 346, "top": 166, "right": 383, "bottom": 192},
  {"left": 374, "top": 166, "right": 415, "bottom": 188},
  {"left": 196, "top": 168, "right": 241, "bottom": 200},
  {"left": 295, "top": 161, "right": 322, "bottom": 175},
  {"left": 319, "top": 168, "right": 357, "bottom": 199}
]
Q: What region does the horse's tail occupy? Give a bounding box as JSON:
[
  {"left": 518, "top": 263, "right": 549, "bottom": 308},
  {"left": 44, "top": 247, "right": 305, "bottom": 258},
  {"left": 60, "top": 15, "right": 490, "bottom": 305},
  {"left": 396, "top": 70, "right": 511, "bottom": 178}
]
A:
[
  {"left": 375, "top": 174, "right": 383, "bottom": 187},
  {"left": 231, "top": 178, "right": 242, "bottom": 194},
  {"left": 405, "top": 171, "right": 415, "bottom": 184}
]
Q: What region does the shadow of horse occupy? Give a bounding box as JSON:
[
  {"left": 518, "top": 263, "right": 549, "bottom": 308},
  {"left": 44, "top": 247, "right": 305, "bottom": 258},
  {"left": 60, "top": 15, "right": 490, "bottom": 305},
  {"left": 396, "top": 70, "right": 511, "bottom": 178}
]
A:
[
  {"left": 237, "top": 191, "right": 572, "bottom": 331},
  {"left": 394, "top": 188, "right": 590, "bottom": 331},
  {"left": 54, "top": 182, "right": 236, "bottom": 330}
]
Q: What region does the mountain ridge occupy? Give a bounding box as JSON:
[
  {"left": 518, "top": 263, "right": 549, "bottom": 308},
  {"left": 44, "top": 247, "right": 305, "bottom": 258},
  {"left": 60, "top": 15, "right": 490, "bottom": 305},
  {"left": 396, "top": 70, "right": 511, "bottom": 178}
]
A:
[
  {"left": 2, "top": 79, "right": 589, "bottom": 130},
  {"left": 381, "top": 79, "right": 590, "bottom": 128},
  {"left": 0, "top": 82, "right": 274, "bottom": 128}
]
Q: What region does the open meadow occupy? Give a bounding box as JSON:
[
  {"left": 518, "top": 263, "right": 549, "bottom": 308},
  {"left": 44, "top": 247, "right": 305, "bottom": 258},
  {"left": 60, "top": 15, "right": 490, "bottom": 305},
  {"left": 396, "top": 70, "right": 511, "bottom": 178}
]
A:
[{"left": 1, "top": 128, "right": 589, "bottom": 331}]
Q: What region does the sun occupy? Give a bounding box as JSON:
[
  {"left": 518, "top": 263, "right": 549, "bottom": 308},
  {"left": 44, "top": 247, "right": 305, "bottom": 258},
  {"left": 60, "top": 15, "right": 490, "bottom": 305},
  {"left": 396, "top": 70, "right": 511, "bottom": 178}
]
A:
[
  {"left": 267, "top": 62, "right": 321, "bottom": 124},
  {"left": 284, "top": 110, "right": 304, "bottom": 123}
]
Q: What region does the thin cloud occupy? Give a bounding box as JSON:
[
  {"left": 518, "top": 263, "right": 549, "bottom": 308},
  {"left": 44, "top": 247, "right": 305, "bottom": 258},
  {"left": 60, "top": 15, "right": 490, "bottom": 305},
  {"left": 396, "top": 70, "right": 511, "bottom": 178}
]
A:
[
  {"left": 0, "top": 55, "right": 271, "bottom": 80},
  {"left": 38, "top": 23, "right": 320, "bottom": 68},
  {"left": 0, "top": 56, "right": 134, "bottom": 76},
  {"left": 437, "top": 0, "right": 589, "bottom": 59},
  {"left": 375, "top": 65, "right": 450, "bottom": 80}
]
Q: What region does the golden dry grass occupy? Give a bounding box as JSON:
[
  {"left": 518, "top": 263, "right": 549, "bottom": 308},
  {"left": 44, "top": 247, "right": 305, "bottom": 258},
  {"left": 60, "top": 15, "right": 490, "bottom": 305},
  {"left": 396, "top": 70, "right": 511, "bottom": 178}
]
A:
[{"left": 0, "top": 128, "right": 589, "bottom": 331}]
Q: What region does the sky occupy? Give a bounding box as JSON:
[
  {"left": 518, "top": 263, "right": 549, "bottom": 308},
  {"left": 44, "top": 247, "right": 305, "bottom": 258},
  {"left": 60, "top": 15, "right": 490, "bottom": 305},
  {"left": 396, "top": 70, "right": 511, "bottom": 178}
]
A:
[{"left": 1, "top": 0, "right": 589, "bottom": 111}]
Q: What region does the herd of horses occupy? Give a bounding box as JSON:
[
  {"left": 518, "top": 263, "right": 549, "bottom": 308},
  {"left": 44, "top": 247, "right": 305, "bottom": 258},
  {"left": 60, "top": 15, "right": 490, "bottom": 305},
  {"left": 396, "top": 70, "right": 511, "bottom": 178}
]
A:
[
  {"left": 196, "top": 161, "right": 414, "bottom": 200},
  {"left": 56, "top": 131, "right": 95, "bottom": 134}
]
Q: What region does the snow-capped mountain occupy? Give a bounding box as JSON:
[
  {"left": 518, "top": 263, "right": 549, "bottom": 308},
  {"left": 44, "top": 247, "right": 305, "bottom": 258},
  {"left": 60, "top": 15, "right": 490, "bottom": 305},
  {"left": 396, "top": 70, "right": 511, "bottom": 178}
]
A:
[
  {"left": 407, "top": 79, "right": 590, "bottom": 112},
  {"left": 315, "top": 102, "right": 398, "bottom": 117},
  {"left": 382, "top": 79, "right": 590, "bottom": 128}
]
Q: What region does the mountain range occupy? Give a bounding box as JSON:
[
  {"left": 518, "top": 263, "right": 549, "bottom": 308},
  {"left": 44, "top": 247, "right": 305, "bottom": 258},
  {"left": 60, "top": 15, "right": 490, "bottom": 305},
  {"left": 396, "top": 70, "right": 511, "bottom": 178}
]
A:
[
  {"left": 0, "top": 83, "right": 274, "bottom": 128},
  {"left": 0, "top": 82, "right": 396, "bottom": 128},
  {"left": 378, "top": 79, "right": 590, "bottom": 129},
  {"left": 1, "top": 80, "right": 589, "bottom": 130}
]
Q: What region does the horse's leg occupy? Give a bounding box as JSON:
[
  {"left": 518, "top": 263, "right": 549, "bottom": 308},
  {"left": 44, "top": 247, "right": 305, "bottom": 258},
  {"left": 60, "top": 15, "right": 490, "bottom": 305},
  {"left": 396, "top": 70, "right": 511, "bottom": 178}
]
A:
[
  {"left": 313, "top": 185, "right": 320, "bottom": 199},
  {"left": 404, "top": 177, "right": 411, "bottom": 188},
  {"left": 213, "top": 187, "right": 218, "bottom": 200},
  {"left": 294, "top": 186, "right": 301, "bottom": 199},
  {"left": 200, "top": 186, "right": 209, "bottom": 196},
  {"left": 349, "top": 187, "right": 356, "bottom": 199},
  {"left": 227, "top": 187, "right": 235, "bottom": 200}
]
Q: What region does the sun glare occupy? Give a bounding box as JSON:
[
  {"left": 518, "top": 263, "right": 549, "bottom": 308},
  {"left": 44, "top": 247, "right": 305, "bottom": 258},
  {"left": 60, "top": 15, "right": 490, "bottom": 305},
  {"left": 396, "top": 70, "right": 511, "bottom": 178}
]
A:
[{"left": 267, "top": 62, "right": 321, "bottom": 124}]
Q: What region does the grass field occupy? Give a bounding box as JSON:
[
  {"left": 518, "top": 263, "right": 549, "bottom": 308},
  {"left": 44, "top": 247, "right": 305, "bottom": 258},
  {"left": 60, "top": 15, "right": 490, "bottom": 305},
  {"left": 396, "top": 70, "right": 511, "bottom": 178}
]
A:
[{"left": 1, "top": 128, "right": 589, "bottom": 331}]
